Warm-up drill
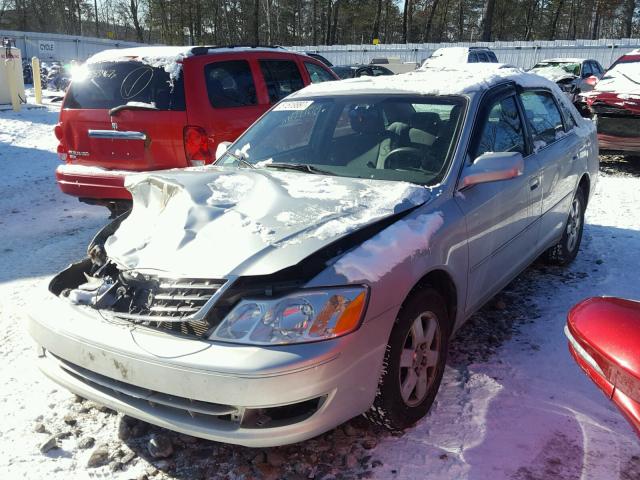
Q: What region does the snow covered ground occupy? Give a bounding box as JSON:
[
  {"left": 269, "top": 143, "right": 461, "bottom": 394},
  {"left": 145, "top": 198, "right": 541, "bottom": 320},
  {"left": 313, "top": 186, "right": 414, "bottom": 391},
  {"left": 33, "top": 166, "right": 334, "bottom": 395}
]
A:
[{"left": 1, "top": 104, "right": 640, "bottom": 480}]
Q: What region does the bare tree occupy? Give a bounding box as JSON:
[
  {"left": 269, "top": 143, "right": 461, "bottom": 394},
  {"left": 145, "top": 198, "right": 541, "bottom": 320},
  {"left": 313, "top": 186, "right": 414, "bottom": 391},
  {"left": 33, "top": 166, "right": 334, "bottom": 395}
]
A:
[
  {"left": 480, "top": 0, "right": 495, "bottom": 41},
  {"left": 623, "top": 0, "right": 636, "bottom": 37}
]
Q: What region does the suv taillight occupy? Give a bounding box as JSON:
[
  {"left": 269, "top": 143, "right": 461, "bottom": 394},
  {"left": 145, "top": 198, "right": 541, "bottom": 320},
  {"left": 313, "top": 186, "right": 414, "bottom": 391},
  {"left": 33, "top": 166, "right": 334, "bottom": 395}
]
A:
[
  {"left": 183, "top": 125, "right": 212, "bottom": 166},
  {"left": 54, "top": 123, "right": 67, "bottom": 161}
]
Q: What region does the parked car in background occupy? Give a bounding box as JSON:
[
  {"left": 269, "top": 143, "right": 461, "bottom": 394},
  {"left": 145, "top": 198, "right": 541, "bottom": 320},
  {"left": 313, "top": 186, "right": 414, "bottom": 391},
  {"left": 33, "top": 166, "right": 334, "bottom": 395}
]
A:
[
  {"left": 529, "top": 58, "right": 604, "bottom": 109},
  {"left": 305, "top": 52, "right": 333, "bottom": 67},
  {"left": 579, "top": 50, "right": 640, "bottom": 155},
  {"left": 566, "top": 297, "right": 640, "bottom": 436},
  {"left": 332, "top": 64, "right": 394, "bottom": 79},
  {"left": 421, "top": 46, "right": 499, "bottom": 68},
  {"left": 369, "top": 57, "right": 418, "bottom": 74},
  {"left": 30, "top": 64, "right": 597, "bottom": 447},
  {"left": 54, "top": 46, "right": 338, "bottom": 216}
]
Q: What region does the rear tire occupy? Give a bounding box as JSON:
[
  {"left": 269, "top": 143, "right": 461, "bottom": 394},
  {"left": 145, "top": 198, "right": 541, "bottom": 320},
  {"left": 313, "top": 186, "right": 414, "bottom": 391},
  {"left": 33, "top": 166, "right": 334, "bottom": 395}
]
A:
[
  {"left": 543, "top": 187, "right": 585, "bottom": 265},
  {"left": 365, "top": 287, "right": 451, "bottom": 430}
]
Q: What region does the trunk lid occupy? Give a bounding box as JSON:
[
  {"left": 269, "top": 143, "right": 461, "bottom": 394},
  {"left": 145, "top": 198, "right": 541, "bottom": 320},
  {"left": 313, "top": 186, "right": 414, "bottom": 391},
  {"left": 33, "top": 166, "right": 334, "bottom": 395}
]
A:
[{"left": 60, "top": 61, "right": 188, "bottom": 171}]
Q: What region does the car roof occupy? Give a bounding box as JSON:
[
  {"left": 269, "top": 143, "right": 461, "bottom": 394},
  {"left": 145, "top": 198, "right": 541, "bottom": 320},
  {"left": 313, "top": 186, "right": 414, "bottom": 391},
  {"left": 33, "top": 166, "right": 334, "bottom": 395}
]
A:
[
  {"left": 538, "top": 58, "right": 587, "bottom": 63},
  {"left": 85, "top": 45, "right": 296, "bottom": 65},
  {"left": 290, "top": 64, "right": 557, "bottom": 98}
]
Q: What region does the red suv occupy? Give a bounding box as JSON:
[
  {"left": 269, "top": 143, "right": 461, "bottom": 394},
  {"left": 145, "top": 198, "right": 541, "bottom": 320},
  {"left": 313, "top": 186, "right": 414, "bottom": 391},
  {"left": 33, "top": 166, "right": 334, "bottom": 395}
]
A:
[{"left": 54, "top": 46, "right": 338, "bottom": 215}]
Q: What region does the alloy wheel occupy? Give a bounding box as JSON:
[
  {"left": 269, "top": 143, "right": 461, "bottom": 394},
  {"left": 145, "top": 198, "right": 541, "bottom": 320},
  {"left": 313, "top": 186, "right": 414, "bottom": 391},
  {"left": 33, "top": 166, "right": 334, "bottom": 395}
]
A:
[{"left": 399, "top": 311, "right": 441, "bottom": 407}]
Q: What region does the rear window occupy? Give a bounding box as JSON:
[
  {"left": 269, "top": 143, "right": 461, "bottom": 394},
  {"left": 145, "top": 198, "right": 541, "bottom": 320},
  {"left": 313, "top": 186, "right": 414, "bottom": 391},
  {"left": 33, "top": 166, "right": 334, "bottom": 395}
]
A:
[
  {"left": 205, "top": 60, "right": 257, "bottom": 108},
  {"left": 259, "top": 60, "right": 305, "bottom": 103},
  {"left": 64, "top": 61, "right": 185, "bottom": 110}
]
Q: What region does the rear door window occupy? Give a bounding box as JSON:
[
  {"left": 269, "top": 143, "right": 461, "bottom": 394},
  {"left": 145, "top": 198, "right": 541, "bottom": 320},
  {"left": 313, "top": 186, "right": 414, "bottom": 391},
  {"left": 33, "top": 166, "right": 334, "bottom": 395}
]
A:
[
  {"left": 474, "top": 96, "right": 526, "bottom": 158},
  {"left": 204, "top": 60, "right": 257, "bottom": 108},
  {"left": 488, "top": 51, "right": 499, "bottom": 62},
  {"left": 520, "top": 91, "right": 565, "bottom": 146},
  {"left": 304, "top": 62, "right": 335, "bottom": 83},
  {"left": 259, "top": 60, "right": 305, "bottom": 103},
  {"left": 477, "top": 52, "right": 489, "bottom": 62},
  {"left": 64, "top": 61, "right": 185, "bottom": 110}
]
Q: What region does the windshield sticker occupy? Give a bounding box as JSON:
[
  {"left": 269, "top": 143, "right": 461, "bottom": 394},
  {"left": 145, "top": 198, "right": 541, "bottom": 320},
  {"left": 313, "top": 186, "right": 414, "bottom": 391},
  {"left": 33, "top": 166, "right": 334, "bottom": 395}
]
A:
[{"left": 274, "top": 100, "right": 314, "bottom": 111}]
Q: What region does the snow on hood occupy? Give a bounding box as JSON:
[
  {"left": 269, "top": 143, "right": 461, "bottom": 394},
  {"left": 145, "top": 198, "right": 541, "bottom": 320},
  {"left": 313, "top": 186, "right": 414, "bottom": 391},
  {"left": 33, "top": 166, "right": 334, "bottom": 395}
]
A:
[
  {"left": 86, "top": 46, "right": 192, "bottom": 82},
  {"left": 594, "top": 62, "right": 640, "bottom": 95},
  {"left": 530, "top": 66, "right": 576, "bottom": 83},
  {"left": 104, "top": 168, "right": 431, "bottom": 278}
]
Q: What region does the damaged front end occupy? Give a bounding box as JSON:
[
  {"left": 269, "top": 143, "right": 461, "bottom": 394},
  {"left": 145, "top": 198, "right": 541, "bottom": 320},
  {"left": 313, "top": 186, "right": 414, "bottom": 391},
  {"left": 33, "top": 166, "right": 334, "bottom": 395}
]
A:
[{"left": 589, "top": 96, "right": 640, "bottom": 154}]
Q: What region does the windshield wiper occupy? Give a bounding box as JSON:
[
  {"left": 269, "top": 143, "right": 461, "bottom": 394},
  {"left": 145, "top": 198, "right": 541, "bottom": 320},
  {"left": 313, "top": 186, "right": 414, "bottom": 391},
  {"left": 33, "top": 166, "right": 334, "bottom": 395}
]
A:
[
  {"left": 224, "top": 150, "right": 255, "bottom": 169},
  {"left": 109, "top": 104, "right": 158, "bottom": 116},
  {"left": 265, "top": 163, "right": 332, "bottom": 175}
]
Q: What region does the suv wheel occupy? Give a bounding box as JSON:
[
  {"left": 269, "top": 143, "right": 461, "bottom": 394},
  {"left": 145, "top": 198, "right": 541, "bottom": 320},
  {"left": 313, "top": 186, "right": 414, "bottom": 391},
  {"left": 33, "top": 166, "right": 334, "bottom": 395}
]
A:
[
  {"left": 365, "top": 287, "right": 451, "bottom": 430},
  {"left": 543, "top": 187, "right": 585, "bottom": 265}
]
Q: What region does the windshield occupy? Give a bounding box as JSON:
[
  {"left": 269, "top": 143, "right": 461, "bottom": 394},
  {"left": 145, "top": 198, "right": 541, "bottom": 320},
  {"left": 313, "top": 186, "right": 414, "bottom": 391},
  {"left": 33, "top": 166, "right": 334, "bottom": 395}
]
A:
[
  {"left": 217, "top": 95, "right": 465, "bottom": 186},
  {"left": 64, "top": 61, "right": 185, "bottom": 110},
  {"left": 533, "top": 61, "right": 580, "bottom": 76}
]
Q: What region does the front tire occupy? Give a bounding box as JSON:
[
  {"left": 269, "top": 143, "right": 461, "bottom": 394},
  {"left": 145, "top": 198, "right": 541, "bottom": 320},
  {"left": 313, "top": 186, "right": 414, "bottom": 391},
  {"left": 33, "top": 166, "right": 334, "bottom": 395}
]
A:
[
  {"left": 543, "top": 187, "right": 585, "bottom": 265},
  {"left": 365, "top": 288, "right": 451, "bottom": 430}
]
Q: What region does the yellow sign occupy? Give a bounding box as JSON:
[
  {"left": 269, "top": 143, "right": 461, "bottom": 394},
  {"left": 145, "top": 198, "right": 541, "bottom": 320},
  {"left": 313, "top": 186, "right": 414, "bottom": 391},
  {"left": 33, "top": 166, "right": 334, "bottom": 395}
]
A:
[
  {"left": 373, "top": 38, "right": 380, "bottom": 45},
  {"left": 107, "top": 31, "right": 115, "bottom": 39}
]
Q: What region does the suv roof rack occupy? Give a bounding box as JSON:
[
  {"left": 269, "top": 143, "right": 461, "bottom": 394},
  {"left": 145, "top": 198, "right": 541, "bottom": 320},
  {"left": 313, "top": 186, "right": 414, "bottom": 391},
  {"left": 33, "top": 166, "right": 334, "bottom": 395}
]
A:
[
  {"left": 468, "top": 46, "right": 492, "bottom": 50},
  {"left": 190, "top": 45, "right": 286, "bottom": 56}
]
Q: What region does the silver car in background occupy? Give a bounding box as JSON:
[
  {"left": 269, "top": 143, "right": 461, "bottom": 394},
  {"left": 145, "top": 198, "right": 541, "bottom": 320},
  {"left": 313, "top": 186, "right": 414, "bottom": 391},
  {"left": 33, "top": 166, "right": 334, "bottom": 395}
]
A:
[{"left": 28, "top": 64, "right": 598, "bottom": 447}]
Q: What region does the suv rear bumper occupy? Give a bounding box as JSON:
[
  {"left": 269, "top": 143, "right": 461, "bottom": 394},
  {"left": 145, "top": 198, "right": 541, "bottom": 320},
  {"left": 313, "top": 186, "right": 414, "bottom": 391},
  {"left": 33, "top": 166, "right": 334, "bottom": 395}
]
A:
[
  {"left": 27, "top": 291, "right": 386, "bottom": 447},
  {"left": 56, "top": 164, "right": 131, "bottom": 200}
]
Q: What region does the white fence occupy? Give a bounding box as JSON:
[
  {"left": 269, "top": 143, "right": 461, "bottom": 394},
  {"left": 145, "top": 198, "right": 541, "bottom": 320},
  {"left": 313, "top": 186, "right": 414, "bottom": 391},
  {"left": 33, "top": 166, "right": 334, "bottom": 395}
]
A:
[
  {"left": 0, "top": 30, "right": 143, "bottom": 63},
  {"left": 2, "top": 31, "right": 639, "bottom": 69},
  {"left": 293, "top": 38, "right": 640, "bottom": 69}
]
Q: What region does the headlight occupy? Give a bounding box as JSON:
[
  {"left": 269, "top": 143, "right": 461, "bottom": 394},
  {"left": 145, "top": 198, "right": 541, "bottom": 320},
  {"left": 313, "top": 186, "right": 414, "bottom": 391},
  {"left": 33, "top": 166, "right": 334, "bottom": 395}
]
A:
[{"left": 210, "top": 287, "right": 368, "bottom": 345}]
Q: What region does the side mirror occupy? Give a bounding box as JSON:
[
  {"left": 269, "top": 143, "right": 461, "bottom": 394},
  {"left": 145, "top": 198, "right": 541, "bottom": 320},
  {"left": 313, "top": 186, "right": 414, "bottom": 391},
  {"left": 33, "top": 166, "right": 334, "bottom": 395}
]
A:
[
  {"left": 459, "top": 152, "right": 524, "bottom": 189},
  {"left": 215, "top": 141, "right": 232, "bottom": 161}
]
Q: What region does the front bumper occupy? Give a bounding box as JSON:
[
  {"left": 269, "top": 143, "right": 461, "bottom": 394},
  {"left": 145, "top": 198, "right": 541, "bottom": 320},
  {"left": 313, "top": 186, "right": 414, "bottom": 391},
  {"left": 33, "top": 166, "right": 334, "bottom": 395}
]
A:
[{"left": 27, "top": 292, "right": 390, "bottom": 447}]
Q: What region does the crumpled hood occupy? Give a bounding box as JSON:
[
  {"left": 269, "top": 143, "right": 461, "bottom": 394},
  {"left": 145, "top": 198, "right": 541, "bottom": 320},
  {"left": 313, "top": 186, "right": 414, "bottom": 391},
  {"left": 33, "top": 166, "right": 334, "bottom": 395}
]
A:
[
  {"left": 530, "top": 66, "right": 576, "bottom": 83},
  {"left": 104, "top": 167, "right": 431, "bottom": 278}
]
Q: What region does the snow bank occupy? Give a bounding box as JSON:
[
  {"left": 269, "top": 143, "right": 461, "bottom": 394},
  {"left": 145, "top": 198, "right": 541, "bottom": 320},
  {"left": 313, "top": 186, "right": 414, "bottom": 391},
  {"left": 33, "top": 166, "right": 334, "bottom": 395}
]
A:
[
  {"left": 334, "top": 211, "right": 444, "bottom": 282},
  {"left": 86, "top": 46, "right": 193, "bottom": 82}
]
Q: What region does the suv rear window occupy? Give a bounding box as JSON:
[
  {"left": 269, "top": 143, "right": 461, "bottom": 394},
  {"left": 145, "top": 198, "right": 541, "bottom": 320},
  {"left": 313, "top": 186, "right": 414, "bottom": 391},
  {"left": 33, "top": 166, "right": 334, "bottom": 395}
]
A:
[
  {"left": 205, "top": 60, "right": 257, "bottom": 108},
  {"left": 64, "top": 61, "right": 185, "bottom": 110},
  {"left": 259, "top": 60, "right": 304, "bottom": 103}
]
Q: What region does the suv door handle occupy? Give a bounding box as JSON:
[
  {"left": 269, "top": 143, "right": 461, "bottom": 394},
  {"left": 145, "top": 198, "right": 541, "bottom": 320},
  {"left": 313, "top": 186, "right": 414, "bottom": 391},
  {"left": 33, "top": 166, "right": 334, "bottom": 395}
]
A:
[{"left": 530, "top": 178, "right": 540, "bottom": 191}]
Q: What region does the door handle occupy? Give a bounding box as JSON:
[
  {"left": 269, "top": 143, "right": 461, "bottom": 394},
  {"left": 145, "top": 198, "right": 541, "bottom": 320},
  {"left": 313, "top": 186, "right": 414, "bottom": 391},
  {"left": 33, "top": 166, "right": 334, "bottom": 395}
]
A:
[{"left": 529, "top": 178, "right": 540, "bottom": 191}]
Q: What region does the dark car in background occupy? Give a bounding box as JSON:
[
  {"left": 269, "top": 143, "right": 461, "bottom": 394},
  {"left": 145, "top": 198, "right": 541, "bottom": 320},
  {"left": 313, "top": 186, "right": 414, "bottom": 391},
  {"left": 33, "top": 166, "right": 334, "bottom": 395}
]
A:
[
  {"left": 54, "top": 46, "right": 337, "bottom": 216},
  {"left": 332, "top": 64, "right": 394, "bottom": 79}
]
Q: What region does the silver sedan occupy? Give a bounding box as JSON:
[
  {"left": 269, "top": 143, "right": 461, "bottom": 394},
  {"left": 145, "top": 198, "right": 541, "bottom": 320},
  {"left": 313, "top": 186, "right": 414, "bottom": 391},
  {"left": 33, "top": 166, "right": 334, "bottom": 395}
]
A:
[{"left": 28, "top": 65, "right": 598, "bottom": 447}]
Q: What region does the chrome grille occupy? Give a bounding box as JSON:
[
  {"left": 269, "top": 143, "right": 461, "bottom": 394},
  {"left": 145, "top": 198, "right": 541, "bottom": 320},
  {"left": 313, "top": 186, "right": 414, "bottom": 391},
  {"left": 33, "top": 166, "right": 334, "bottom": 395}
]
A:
[{"left": 109, "top": 276, "right": 227, "bottom": 337}]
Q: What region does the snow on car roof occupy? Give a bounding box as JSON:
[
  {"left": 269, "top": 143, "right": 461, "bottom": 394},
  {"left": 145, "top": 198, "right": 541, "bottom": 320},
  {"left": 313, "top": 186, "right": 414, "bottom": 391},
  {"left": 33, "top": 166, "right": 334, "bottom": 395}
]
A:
[
  {"left": 538, "top": 58, "right": 585, "bottom": 63},
  {"left": 85, "top": 45, "right": 292, "bottom": 81},
  {"left": 86, "top": 46, "right": 193, "bottom": 81},
  {"left": 291, "top": 64, "right": 559, "bottom": 98}
]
